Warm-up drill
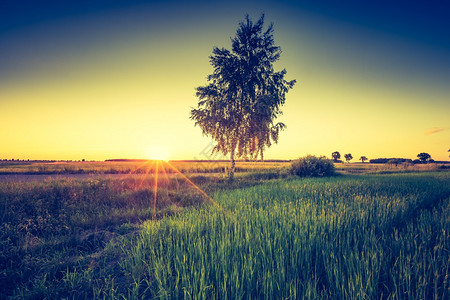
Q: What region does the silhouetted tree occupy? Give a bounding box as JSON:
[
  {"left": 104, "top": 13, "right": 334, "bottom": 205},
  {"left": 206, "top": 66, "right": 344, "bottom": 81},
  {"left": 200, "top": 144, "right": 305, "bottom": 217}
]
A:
[
  {"left": 331, "top": 151, "right": 341, "bottom": 162},
  {"left": 190, "top": 14, "right": 295, "bottom": 180},
  {"left": 344, "top": 153, "right": 353, "bottom": 163},
  {"left": 417, "top": 152, "right": 431, "bottom": 163},
  {"left": 360, "top": 156, "right": 368, "bottom": 163}
]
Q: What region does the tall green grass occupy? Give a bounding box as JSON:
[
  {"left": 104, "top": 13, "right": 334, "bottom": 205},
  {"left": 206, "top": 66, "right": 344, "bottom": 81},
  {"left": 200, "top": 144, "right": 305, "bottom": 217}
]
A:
[
  {"left": 3, "top": 173, "right": 449, "bottom": 299},
  {"left": 112, "top": 173, "right": 449, "bottom": 299}
]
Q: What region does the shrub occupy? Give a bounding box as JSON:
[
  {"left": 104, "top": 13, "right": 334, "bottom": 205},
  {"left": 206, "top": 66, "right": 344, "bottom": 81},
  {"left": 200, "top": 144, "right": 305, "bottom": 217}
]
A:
[
  {"left": 290, "top": 155, "right": 335, "bottom": 177},
  {"left": 387, "top": 158, "right": 413, "bottom": 166},
  {"left": 370, "top": 158, "right": 412, "bottom": 164}
]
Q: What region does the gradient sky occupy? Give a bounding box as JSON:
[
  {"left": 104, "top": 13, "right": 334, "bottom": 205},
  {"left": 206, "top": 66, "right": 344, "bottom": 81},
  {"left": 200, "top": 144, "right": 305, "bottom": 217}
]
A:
[{"left": 1, "top": 0, "right": 449, "bottom": 161}]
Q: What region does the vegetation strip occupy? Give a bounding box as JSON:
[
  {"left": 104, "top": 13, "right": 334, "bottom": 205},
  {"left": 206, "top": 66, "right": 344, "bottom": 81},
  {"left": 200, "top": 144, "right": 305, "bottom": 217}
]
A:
[{"left": 1, "top": 172, "right": 448, "bottom": 299}]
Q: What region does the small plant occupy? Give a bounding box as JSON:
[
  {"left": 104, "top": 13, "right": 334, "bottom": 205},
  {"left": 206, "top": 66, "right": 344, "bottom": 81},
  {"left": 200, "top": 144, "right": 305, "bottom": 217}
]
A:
[{"left": 290, "top": 155, "right": 335, "bottom": 177}]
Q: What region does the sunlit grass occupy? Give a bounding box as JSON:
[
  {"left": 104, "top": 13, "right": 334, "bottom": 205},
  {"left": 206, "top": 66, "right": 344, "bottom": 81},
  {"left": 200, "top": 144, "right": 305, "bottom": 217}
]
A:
[
  {"left": 115, "top": 173, "right": 449, "bottom": 299},
  {"left": 1, "top": 171, "right": 449, "bottom": 298}
]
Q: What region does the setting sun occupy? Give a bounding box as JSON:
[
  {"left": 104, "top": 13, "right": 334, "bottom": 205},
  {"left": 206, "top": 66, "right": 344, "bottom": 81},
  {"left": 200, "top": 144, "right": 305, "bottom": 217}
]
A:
[{"left": 146, "top": 145, "right": 170, "bottom": 161}]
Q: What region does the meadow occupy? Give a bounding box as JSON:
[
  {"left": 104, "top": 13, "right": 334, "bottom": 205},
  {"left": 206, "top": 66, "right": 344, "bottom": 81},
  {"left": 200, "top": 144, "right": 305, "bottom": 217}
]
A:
[
  {"left": 0, "top": 161, "right": 449, "bottom": 299},
  {"left": 0, "top": 159, "right": 445, "bottom": 177},
  {"left": 0, "top": 160, "right": 290, "bottom": 175}
]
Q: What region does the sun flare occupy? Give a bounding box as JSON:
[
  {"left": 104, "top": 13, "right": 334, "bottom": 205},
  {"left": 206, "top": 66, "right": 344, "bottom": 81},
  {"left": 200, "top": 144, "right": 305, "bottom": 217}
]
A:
[{"left": 146, "top": 145, "right": 170, "bottom": 161}]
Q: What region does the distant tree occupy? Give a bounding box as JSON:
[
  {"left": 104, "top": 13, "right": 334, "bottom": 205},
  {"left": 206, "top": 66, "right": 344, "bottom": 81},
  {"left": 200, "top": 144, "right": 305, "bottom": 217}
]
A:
[
  {"left": 344, "top": 153, "right": 353, "bottom": 163},
  {"left": 190, "top": 14, "right": 295, "bottom": 180},
  {"left": 331, "top": 151, "right": 341, "bottom": 162},
  {"left": 360, "top": 156, "right": 368, "bottom": 163},
  {"left": 417, "top": 152, "right": 431, "bottom": 163}
]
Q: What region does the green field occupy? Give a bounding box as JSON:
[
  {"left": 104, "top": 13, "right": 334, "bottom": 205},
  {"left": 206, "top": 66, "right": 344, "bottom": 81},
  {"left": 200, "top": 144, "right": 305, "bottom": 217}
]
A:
[{"left": 0, "top": 163, "right": 449, "bottom": 299}]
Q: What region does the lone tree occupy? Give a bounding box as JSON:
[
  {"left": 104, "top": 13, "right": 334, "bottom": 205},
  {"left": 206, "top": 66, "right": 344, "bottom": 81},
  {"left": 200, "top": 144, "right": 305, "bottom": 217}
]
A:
[
  {"left": 344, "top": 153, "right": 353, "bottom": 163},
  {"left": 331, "top": 151, "right": 341, "bottom": 162},
  {"left": 360, "top": 156, "right": 368, "bottom": 163},
  {"left": 417, "top": 152, "right": 431, "bottom": 163},
  {"left": 190, "top": 14, "right": 295, "bottom": 180}
]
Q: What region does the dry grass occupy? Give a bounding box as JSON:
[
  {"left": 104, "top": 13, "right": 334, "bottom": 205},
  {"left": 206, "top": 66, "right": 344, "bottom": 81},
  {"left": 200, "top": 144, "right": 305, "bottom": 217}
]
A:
[
  {"left": 335, "top": 162, "right": 445, "bottom": 174},
  {"left": 0, "top": 160, "right": 446, "bottom": 177},
  {"left": 0, "top": 160, "right": 290, "bottom": 175}
]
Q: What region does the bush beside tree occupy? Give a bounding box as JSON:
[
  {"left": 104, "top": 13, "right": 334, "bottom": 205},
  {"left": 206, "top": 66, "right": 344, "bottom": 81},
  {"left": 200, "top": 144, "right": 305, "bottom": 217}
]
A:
[{"left": 290, "top": 155, "right": 335, "bottom": 177}]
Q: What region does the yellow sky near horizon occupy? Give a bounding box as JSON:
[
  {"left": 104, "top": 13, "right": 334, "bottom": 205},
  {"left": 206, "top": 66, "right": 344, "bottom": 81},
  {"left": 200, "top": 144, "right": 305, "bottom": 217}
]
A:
[{"left": 1, "top": 2, "right": 449, "bottom": 162}]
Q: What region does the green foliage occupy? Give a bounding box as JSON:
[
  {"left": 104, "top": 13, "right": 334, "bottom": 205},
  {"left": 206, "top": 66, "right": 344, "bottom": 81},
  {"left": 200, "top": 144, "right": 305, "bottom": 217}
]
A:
[
  {"left": 190, "top": 14, "right": 295, "bottom": 178},
  {"left": 290, "top": 155, "right": 335, "bottom": 177},
  {"left": 116, "top": 173, "right": 450, "bottom": 299},
  {"left": 2, "top": 172, "right": 450, "bottom": 298}
]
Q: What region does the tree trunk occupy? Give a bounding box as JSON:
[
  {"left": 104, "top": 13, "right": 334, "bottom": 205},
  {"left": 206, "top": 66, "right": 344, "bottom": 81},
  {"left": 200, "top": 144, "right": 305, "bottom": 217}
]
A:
[
  {"left": 260, "top": 148, "right": 264, "bottom": 162},
  {"left": 229, "top": 147, "right": 236, "bottom": 182}
]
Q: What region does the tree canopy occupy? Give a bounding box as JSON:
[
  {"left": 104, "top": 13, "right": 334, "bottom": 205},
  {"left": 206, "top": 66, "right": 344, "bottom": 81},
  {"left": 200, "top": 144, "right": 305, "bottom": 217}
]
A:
[
  {"left": 190, "top": 14, "right": 295, "bottom": 179},
  {"left": 332, "top": 151, "right": 341, "bottom": 162},
  {"left": 344, "top": 153, "right": 353, "bottom": 163},
  {"left": 417, "top": 152, "right": 431, "bottom": 163}
]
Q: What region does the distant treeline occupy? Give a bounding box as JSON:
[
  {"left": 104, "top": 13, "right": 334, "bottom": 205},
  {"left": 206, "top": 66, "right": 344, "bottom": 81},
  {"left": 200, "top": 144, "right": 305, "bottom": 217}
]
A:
[
  {"left": 1, "top": 159, "right": 56, "bottom": 162},
  {"left": 105, "top": 159, "right": 148, "bottom": 162},
  {"left": 369, "top": 158, "right": 449, "bottom": 164},
  {"left": 105, "top": 159, "right": 292, "bottom": 163},
  {"left": 369, "top": 158, "right": 413, "bottom": 164},
  {"left": 169, "top": 159, "right": 292, "bottom": 163},
  {"left": 1, "top": 159, "right": 89, "bottom": 163}
]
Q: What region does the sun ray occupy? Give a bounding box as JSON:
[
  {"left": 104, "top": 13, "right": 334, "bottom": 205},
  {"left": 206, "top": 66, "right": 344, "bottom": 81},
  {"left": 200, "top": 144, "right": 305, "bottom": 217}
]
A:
[
  {"left": 120, "top": 159, "right": 153, "bottom": 180},
  {"left": 119, "top": 158, "right": 233, "bottom": 221},
  {"left": 138, "top": 160, "right": 155, "bottom": 188},
  {"left": 153, "top": 160, "right": 159, "bottom": 219},
  {"left": 165, "top": 161, "right": 235, "bottom": 220},
  {"left": 159, "top": 161, "right": 170, "bottom": 190}
]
